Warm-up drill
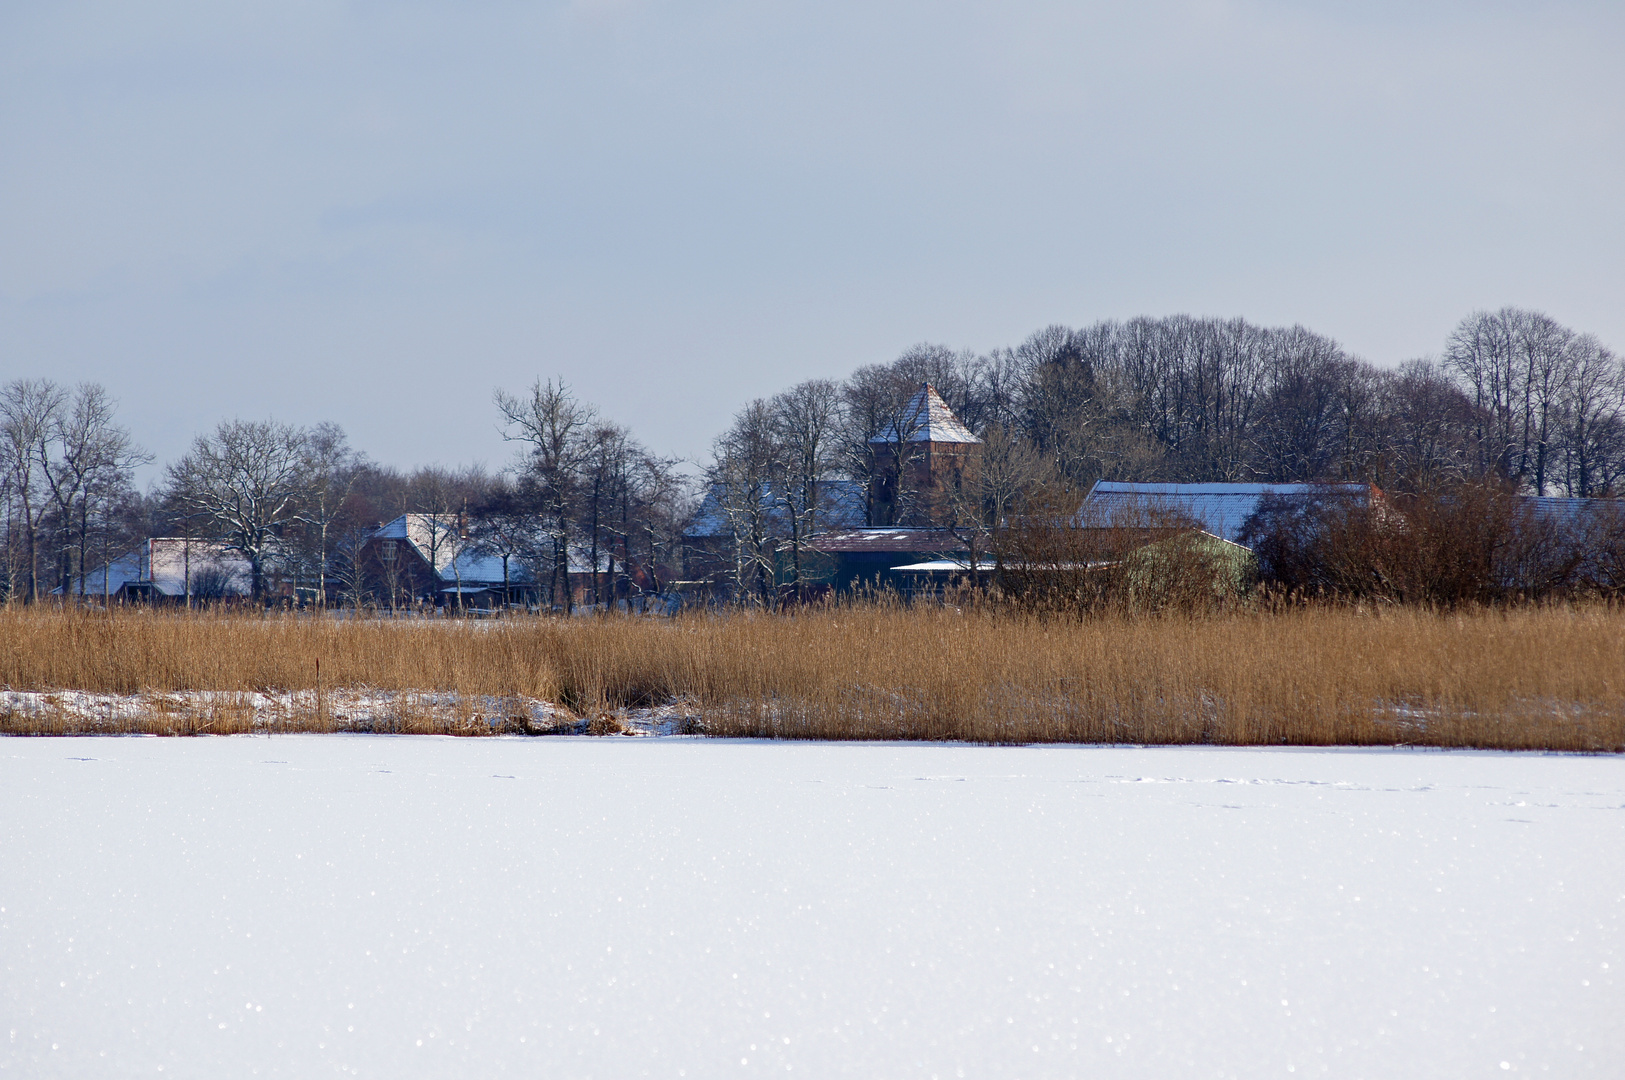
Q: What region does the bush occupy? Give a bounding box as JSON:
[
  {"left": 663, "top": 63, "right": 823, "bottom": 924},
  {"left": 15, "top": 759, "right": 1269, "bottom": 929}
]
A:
[{"left": 1239, "top": 480, "right": 1625, "bottom": 605}]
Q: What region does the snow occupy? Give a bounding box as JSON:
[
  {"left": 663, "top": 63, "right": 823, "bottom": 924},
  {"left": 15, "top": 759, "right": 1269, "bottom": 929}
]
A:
[
  {"left": 2, "top": 738, "right": 1621, "bottom": 1077},
  {"left": 0, "top": 689, "right": 693, "bottom": 736},
  {"left": 51, "top": 538, "right": 251, "bottom": 599},
  {"left": 870, "top": 385, "right": 980, "bottom": 445}
]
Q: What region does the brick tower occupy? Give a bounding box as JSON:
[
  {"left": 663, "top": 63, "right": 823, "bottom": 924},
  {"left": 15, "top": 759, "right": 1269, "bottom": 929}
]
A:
[{"left": 867, "top": 384, "right": 981, "bottom": 527}]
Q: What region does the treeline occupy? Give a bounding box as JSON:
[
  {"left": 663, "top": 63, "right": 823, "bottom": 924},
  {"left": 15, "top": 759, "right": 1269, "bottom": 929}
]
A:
[
  {"left": 715, "top": 307, "right": 1624, "bottom": 509},
  {"left": 705, "top": 307, "right": 1624, "bottom": 602},
  {"left": 0, "top": 382, "right": 687, "bottom": 606},
  {"left": 4, "top": 305, "right": 1622, "bottom": 607}
]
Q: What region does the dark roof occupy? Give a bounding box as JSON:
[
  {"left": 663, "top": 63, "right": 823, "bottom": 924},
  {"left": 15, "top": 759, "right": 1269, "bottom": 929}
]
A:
[{"left": 810, "top": 528, "right": 966, "bottom": 553}]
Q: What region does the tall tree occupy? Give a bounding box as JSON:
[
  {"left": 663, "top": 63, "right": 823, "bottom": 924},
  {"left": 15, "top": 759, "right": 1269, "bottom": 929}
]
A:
[
  {"left": 165, "top": 419, "right": 309, "bottom": 600},
  {"left": 580, "top": 422, "right": 633, "bottom": 609},
  {"left": 39, "top": 384, "right": 147, "bottom": 596},
  {"left": 770, "top": 379, "right": 841, "bottom": 600},
  {"left": 0, "top": 379, "right": 67, "bottom": 602},
  {"left": 1556, "top": 337, "right": 1625, "bottom": 497},
  {"left": 710, "top": 399, "right": 781, "bottom": 605},
  {"left": 495, "top": 379, "right": 595, "bottom": 613},
  {"left": 292, "top": 423, "right": 360, "bottom": 609}
]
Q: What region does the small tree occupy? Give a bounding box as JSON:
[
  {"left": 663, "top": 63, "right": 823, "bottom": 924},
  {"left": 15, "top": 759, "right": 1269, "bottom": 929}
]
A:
[{"left": 469, "top": 479, "right": 541, "bottom": 613}]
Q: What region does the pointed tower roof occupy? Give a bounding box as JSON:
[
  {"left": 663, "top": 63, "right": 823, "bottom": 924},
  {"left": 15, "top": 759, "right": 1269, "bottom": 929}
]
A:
[{"left": 869, "top": 384, "right": 980, "bottom": 445}]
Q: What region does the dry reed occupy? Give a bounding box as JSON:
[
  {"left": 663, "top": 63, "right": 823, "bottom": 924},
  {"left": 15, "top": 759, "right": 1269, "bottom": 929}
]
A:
[{"left": 1, "top": 603, "right": 1621, "bottom": 750}]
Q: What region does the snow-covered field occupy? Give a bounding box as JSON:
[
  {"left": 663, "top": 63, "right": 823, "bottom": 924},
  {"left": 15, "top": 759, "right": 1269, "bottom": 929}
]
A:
[{"left": 2, "top": 737, "right": 1620, "bottom": 1078}]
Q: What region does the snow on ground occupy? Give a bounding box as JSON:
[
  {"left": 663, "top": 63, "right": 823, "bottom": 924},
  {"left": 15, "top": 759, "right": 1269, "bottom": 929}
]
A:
[
  {"left": 0, "top": 689, "right": 693, "bottom": 736},
  {"left": 1, "top": 738, "right": 1621, "bottom": 1078}
]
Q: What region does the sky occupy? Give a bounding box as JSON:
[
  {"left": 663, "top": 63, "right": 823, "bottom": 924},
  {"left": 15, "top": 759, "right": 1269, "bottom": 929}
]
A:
[{"left": 2, "top": 0, "right": 1622, "bottom": 484}]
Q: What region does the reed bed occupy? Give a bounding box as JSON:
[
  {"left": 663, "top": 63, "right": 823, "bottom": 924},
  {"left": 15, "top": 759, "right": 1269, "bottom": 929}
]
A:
[{"left": 1, "top": 603, "right": 1622, "bottom": 750}]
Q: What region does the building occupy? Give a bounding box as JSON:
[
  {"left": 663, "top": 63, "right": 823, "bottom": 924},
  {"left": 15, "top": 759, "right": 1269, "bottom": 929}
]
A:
[
  {"left": 358, "top": 514, "right": 541, "bottom": 610},
  {"left": 51, "top": 538, "right": 253, "bottom": 604},
  {"left": 886, "top": 527, "right": 1256, "bottom": 602},
  {"left": 809, "top": 527, "right": 970, "bottom": 594},
  {"left": 1082, "top": 481, "right": 1380, "bottom": 544},
  {"left": 681, "top": 480, "right": 866, "bottom": 600},
  {"left": 868, "top": 384, "right": 981, "bottom": 527}
]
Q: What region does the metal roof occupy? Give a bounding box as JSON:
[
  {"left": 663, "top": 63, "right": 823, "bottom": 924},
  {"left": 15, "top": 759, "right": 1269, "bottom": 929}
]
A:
[
  {"left": 1085, "top": 482, "right": 1373, "bottom": 544},
  {"left": 870, "top": 385, "right": 980, "bottom": 445},
  {"left": 1522, "top": 495, "right": 1625, "bottom": 527}
]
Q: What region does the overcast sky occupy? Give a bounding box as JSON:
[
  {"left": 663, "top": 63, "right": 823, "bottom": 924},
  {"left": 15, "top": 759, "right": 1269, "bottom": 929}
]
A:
[{"left": 3, "top": 0, "right": 1622, "bottom": 483}]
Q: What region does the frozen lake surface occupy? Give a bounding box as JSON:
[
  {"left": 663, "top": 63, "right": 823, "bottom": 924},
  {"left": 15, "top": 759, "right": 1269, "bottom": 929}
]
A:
[{"left": 2, "top": 736, "right": 1621, "bottom": 1078}]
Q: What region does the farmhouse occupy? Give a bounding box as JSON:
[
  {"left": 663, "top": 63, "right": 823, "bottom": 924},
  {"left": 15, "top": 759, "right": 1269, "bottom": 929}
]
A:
[{"left": 358, "top": 514, "right": 541, "bottom": 610}]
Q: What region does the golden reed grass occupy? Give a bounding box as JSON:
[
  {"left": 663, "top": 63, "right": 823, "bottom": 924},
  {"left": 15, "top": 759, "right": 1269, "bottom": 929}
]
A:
[{"left": 1, "top": 603, "right": 1621, "bottom": 750}]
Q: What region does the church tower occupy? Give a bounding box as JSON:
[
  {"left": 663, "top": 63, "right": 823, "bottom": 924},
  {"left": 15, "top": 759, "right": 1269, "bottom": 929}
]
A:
[{"left": 868, "top": 384, "right": 981, "bottom": 527}]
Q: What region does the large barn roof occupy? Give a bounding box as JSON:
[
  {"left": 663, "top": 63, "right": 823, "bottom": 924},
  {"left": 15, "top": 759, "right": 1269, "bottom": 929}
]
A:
[
  {"left": 870, "top": 384, "right": 979, "bottom": 445},
  {"left": 51, "top": 538, "right": 251, "bottom": 598},
  {"left": 1085, "top": 482, "right": 1373, "bottom": 544},
  {"left": 1522, "top": 495, "right": 1625, "bottom": 527}
]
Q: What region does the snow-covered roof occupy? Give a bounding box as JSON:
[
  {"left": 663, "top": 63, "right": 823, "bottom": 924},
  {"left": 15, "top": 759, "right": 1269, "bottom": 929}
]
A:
[
  {"left": 1084, "top": 482, "right": 1373, "bottom": 544},
  {"left": 891, "top": 558, "right": 1000, "bottom": 572},
  {"left": 811, "top": 528, "right": 967, "bottom": 553},
  {"left": 870, "top": 385, "right": 979, "bottom": 445},
  {"left": 376, "top": 515, "right": 599, "bottom": 582},
  {"left": 687, "top": 480, "right": 866, "bottom": 539},
  {"left": 52, "top": 539, "right": 252, "bottom": 598}
]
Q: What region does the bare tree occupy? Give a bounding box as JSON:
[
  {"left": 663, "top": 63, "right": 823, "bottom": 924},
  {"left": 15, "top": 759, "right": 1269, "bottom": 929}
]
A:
[
  {"left": 580, "top": 422, "right": 634, "bottom": 609},
  {"left": 406, "top": 466, "right": 486, "bottom": 613},
  {"left": 627, "top": 451, "right": 689, "bottom": 602},
  {"left": 469, "top": 478, "right": 541, "bottom": 613},
  {"left": 0, "top": 379, "right": 67, "bottom": 602},
  {"left": 1371, "top": 359, "right": 1485, "bottom": 490},
  {"left": 495, "top": 379, "right": 595, "bottom": 613},
  {"left": 943, "top": 423, "right": 1052, "bottom": 588},
  {"left": 35, "top": 384, "right": 148, "bottom": 598},
  {"left": 710, "top": 399, "right": 781, "bottom": 605},
  {"left": 292, "top": 423, "right": 360, "bottom": 609},
  {"left": 770, "top": 379, "right": 841, "bottom": 600},
  {"left": 1554, "top": 337, "right": 1625, "bottom": 497},
  {"left": 165, "top": 419, "right": 308, "bottom": 601},
  {"left": 329, "top": 519, "right": 376, "bottom": 610}
]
